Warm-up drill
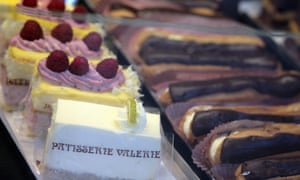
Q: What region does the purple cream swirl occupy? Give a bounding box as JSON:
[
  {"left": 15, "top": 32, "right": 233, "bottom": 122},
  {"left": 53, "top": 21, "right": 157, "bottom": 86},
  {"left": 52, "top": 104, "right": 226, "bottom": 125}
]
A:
[
  {"left": 38, "top": 59, "right": 125, "bottom": 91},
  {"left": 9, "top": 35, "right": 102, "bottom": 59}
]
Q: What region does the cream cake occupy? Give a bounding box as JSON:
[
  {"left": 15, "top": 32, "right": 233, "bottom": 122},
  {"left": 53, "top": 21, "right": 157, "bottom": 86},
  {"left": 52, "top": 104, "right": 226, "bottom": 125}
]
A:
[
  {"left": 1, "top": 0, "right": 104, "bottom": 41},
  {"left": 23, "top": 50, "right": 141, "bottom": 136},
  {"left": 1, "top": 19, "right": 113, "bottom": 110},
  {"left": 42, "top": 99, "right": 161, "bottom": 180}
]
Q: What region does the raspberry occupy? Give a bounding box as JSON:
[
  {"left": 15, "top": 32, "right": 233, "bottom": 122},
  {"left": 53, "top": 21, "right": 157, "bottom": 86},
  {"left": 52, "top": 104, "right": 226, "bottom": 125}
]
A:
[
  {"left": 72, "top": 5, "right": 87, "bottom": 23},
  {"left": 51, "top": 23, "right": 73, "bottom": 43},
  {"left": 47, "top": 0, "right": 65, "bottom": 12},
  {"left": 96, "top": 58, "right": 118, "bottom": 79},
  {"left": 20, "top": 20, "right": 43, "bottom": 41},
  {"left": 83, "top": 32, "right": 102, "bottom": 51},
  {"left": 22, "top": 0, "right": 37, "bottom": 7},
  {"left": 69, "top": 56, "right": 89, "bottom": 76},
  {"left": 46, "top": 50, "right": 69, "bottom": 72}
]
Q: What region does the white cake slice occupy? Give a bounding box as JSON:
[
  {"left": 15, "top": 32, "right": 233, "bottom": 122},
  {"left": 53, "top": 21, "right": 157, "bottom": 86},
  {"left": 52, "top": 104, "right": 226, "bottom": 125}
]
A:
[{"left": 42, "top": 99, "right": 161, "bottom": 180}]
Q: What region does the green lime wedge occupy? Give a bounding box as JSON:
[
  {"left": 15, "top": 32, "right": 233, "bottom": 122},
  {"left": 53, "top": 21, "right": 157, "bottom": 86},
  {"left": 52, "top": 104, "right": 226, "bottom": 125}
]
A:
[{"left": 127, "top": 98, "right": 137, "bottom": 125}]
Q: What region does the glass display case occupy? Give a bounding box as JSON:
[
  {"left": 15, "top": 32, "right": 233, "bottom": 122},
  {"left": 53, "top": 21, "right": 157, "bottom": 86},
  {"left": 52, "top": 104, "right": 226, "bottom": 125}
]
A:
[{"left": 1, "top": 0, "right": 300, "bottom": 179}]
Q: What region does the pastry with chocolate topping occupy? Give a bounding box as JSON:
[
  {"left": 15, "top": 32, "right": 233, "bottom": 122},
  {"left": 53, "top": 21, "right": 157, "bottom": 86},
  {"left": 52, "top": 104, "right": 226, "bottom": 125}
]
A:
[
  {"left": 192, "top": 120, "right": 300, "bottom": 175},
  {"left": 159, "top": 72, "right": 300, "bottom": 106},
  {"left": 211, "top": 154, "right": 300, "bottom": 180},
  {"left": 172, "top": 102, "right": 300, "bottom": 146}
]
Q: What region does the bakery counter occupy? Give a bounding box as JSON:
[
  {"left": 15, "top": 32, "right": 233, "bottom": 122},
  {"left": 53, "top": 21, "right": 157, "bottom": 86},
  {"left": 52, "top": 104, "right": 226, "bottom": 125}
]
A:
[{"left": 1, "top": 1, "right": 300, "bottom": 179}]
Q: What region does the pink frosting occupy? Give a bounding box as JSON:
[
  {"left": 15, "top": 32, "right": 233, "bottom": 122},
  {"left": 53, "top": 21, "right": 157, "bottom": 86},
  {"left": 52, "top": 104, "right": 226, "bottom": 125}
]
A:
[
  {"left": 10, "top": 35, "right": 102, "bottom": 59},
  {"left": 16, "top": 4, "right": 90, "bottom": 29},
  {"left": 38, "top": 59, "right": 125, "bottom": 92}
]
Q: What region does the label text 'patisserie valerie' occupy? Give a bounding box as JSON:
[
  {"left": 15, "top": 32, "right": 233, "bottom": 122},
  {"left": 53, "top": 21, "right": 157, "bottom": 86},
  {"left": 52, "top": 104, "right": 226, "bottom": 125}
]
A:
[{"left": 51, "top": 142, "right": 160, "bottom": 159}]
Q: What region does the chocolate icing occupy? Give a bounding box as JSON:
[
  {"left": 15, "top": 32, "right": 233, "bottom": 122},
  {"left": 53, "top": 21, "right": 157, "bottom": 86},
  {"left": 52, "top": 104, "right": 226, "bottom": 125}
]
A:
[
  {"left": 220, "top": 133, "right": 300, "bottom": 164},
  {"left": 139, "top": 36, "right": 278, "bottom": 69},
  {"left": 169, "top": 74, "right": 300, "bottom": 102},
  {"left": 191, "top": 110, "right": 300, "bottom": 137},
  {"left": 240, "top": 158, "right": 300, "bottom": 179},
  {"left": 211, "top": 157, "right": 300, "bottom": 180}
]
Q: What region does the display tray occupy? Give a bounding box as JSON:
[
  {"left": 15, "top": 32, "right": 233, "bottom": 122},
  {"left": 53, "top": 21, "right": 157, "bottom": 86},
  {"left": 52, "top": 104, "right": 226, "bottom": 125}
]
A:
[
  {"left": 106, "top": 15, "right": 300, "bottom": 180},
  {"left": 0, "top": 108, "right": 181, "bottom": 180}
]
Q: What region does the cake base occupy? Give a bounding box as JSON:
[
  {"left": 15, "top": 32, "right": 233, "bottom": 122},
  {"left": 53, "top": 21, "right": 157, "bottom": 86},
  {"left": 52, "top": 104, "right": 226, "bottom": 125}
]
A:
[{"left": 0, "top": 64, "right": 29, "bottom": 111}]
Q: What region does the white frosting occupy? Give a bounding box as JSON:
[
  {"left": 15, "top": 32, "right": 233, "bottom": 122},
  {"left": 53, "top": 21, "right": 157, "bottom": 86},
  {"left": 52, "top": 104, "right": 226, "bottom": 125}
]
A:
[
  {"left": 43, "top": 99, "right": 161, "bottom": 179},
  {"left": 183, "top": 112, "right": 194, "bottom": 140},
  {"left": 209, "top": 135, "right": 226, "bottom": 165}
]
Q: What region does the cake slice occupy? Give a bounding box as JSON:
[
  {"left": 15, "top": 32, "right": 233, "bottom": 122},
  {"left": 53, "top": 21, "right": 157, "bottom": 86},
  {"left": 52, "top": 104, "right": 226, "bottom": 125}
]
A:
[
  {"left": 41, "top": 98, "right": 161, "bottom": 180},
  {"left": 23, "top": 50, "right": 141, "bottom": 136},
  {"left": 1, "top": 19, "right": 113, "bottom": 110},
  {"left": 3, "top": 0, "right": 103, "bottom": 40}
]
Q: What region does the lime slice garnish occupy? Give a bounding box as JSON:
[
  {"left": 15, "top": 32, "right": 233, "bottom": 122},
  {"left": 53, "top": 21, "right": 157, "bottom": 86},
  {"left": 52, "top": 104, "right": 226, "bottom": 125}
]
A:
[{"left": 127, "top": 98, "right": 137, "bottom": 125}]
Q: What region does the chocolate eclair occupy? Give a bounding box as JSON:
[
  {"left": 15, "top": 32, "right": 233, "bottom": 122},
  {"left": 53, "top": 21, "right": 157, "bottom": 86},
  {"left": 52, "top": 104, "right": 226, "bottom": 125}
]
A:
[
  {"left": 211, "top": 154, "right": 300, "bottom": 180},
  {"left": 159, "top": 73, "right": 300, "bottom": 105},
  {"left": 109, "top": 11, "right": 275, "bottom": 67},
  {"left": 94, "top": 0, "right": 186, "bottom": 18},
  {"left": 178, "top": 102, "right": 300, "bottom": 145},
  {"left": 192, "top": 120, "right": 300, "bottom": 171},
  {"left": 147, "top": 68, "right": 278, "bottom": 93}
]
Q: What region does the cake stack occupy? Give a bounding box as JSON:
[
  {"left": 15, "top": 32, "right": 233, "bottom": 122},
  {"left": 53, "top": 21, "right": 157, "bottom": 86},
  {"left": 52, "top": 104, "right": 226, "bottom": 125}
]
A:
[{"left": 0, "top": 0, "right": 164, "bottom": 179}]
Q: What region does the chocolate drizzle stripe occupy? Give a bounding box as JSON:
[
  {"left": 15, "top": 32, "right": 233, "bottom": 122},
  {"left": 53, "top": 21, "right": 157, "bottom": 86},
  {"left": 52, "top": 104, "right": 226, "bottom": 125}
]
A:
[
  {"left": 191, "top": 110, "right": 300, "bottom": 137},
  {"left": 169, "top": 75, "right": 300, "bottom": 102}
]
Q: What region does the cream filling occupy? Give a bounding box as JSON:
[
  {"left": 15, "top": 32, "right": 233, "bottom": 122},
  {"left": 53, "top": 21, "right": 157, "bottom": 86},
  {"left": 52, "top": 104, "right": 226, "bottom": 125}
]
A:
[
  {"left": 183, "top": 112, "right": 194, "bottom": 140},
  {"left": 209, "top": 135, "right": 226, "bottom": 165},
  {"left": 31, "top": 66, "right": 141, "bottom": 113}
]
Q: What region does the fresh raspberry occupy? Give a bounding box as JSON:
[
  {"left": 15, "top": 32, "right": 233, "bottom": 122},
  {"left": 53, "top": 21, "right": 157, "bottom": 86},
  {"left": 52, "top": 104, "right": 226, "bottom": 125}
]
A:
[
  {"left": 46, "top": 50, "right": 69, "bottom": 72},
  {"left": 96, "top": 58, "right": 118, "bottom": 79},
  {"left": 22, "top": 0, "right": 37, "bottom": 7},
  {"left": 47, "top": 0, "right": 65, "bottom": 12},
  {"left": 51, "top": 23, "right": 73, "bottom": 43},
  {"left": 69, "top": 56, "right": 89, "bottom": 76},
  {"left": 20, "top": 20, "right": 43, "bottom": 41},
  {"left": 83, "top": 32, "right": 102, "bottom": 51},
  {"left": 72, "top": 5, "right": 87, "bottom": 23}
]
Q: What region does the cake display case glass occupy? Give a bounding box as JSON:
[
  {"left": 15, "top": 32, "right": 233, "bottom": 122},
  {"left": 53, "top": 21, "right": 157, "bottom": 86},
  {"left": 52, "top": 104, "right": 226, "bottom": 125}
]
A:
[{"left": 1, "top": 0, "right": 300, "bottom": 179}]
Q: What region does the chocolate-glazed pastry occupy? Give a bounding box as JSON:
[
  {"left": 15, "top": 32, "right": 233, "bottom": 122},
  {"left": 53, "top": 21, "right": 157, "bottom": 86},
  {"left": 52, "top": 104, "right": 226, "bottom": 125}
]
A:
[
  {"left": 109, "top": 12, "right": 268, "bottom": 66},
  {"left": 178, "top": 103, "right": 300, "bottom": 146},
  {"left": 192, "top": 120, "right": 300, "bottom": 172},
  {"left": 164, "top": 73, "right": 300, "bottom": 105},
  {"left": 147, "top": 68, "right": 278, "bottom": 93},
  {"left": 139, "top": 36, "right": 277, "bottom": 69},
  {"left": 94, "top": 0, "right": 186, "bottom": 18},
  {"left": 211, "top": 155, "right": 300, "bottom": 180}
]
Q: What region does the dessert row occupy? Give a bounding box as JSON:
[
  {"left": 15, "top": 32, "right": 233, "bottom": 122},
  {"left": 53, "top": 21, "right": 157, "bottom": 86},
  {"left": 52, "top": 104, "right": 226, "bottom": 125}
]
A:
[
  {"left": 92, "top": 1, "right": 300, "bottom": 179},
  {"left": 0, "top": 0, "right": 163, "bottom": 179}
]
